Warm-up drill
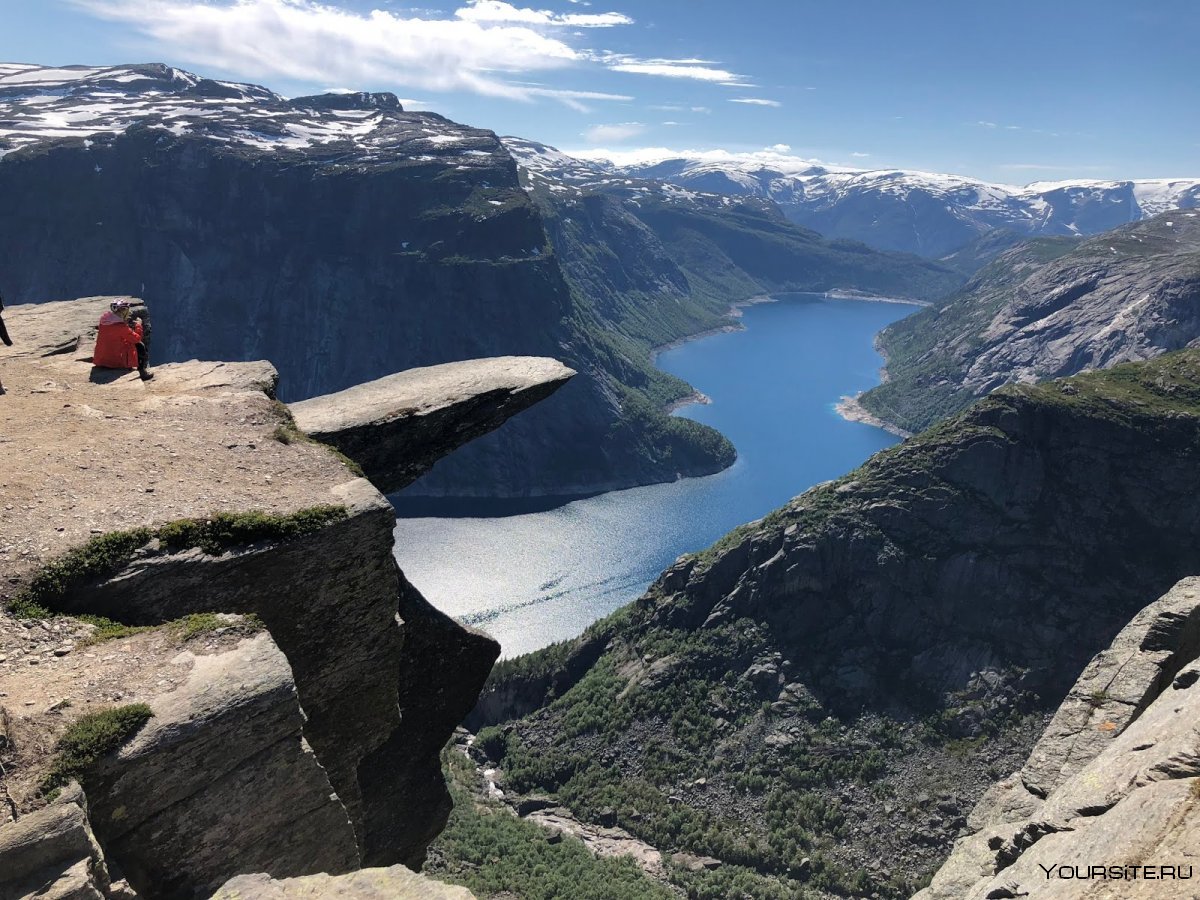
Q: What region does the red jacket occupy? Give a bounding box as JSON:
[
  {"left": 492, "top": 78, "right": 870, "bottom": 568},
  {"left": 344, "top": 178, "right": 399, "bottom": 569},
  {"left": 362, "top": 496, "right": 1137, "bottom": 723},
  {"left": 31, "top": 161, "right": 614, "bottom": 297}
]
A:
[{"left": 93, "top": 311, "right": 143, "bottom": 369}]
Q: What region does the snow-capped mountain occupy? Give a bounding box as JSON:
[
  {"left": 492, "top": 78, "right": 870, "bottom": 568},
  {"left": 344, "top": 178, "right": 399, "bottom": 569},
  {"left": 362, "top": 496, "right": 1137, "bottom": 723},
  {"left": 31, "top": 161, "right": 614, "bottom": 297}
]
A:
[
  {"left": 0, "top": 62, "right": 503, "bottom": 168},
  {"left": 589, "top": 151, "right": 1200, "bottom": 258},
  {"left": 503, "top": 136, "right": 767, "bottom": 217}
]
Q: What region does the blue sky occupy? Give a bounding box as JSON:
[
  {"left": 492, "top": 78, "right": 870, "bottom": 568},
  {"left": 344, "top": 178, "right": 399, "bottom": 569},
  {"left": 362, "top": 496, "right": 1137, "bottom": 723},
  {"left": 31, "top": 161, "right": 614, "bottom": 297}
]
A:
[{"left": 1, "top": 0, "right": 1197, "bottom": 183}]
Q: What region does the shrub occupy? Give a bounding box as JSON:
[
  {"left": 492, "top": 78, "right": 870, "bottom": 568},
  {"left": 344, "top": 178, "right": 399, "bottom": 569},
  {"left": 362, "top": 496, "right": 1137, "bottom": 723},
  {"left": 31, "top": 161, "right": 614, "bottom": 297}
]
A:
[
  {"left": 157, "top": 506, "right": 347, "bottom": 556},
  {"left": 11, "top": 528, "right": 154, "bottom": 617},
  {"left": 474, "top": 725, "right": 508, "bottom": 762},
  {"left": 41, "top": 704, "right": 153, "bottom": 793}
]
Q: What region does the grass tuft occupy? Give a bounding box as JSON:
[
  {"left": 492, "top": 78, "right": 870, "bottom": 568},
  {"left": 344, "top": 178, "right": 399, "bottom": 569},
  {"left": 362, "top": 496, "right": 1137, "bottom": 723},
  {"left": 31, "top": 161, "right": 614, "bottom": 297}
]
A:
[
  {"left": 157, "top": 506, "right": 347, "bottom": 556},
  {"left": 172, "top": 611, "right": 265, "bottom": 641},
  {"left": 11, "top": 529, "right": 154, "bottom": 618},
  {"left": 40, "top": 704, "right": 153, "bottom": 794}
]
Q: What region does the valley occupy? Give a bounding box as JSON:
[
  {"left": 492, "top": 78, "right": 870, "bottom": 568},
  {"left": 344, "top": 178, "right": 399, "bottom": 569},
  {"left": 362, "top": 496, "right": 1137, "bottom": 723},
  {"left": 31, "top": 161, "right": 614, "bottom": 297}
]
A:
[
  {"left": 462, "top": 352, "right": 1200, "bottom": 898},
  {"left": 394, "top": 294, "right": 913, "bottom": 657}
]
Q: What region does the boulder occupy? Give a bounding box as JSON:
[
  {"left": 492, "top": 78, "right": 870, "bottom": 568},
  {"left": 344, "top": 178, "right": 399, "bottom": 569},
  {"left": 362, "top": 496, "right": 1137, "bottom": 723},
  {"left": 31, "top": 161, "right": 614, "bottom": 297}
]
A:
[
  {"left": 0, "top": 783, "right": 108, "bottom": 900},
  {"left": 83, "top": 634, "right": 359, "bottom": 898},
  {"left": 211, "top": 866, "right": 475, "bottom": 899}
]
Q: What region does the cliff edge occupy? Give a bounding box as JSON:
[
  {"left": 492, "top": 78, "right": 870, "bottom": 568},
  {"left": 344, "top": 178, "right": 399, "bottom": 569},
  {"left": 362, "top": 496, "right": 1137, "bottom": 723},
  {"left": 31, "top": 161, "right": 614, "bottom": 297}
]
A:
[
  {"left": 917, "top": 577, "right": 1200, "bottom": 899},
  {"left": 0, "top": 297, "right": 570, "bottom": 897}
]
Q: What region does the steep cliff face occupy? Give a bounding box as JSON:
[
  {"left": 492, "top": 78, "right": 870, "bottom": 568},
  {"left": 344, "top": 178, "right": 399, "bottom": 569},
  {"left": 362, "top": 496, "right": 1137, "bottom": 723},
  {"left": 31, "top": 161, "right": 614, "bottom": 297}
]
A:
[
  {"left": 0, "top": 297, "right": 571, "bottom": 897},
  {"left": 470, "top": 352, "right": 1200, "bottom": 898},
  {"left": 0, "top": 64, "right": 956, "bottom": 499},
  {"left": 861, "top": 212, "right": 1200, "bottom": 432},
  {"left": 918, "top": 577, "right": 1200, "bottom": 900}
]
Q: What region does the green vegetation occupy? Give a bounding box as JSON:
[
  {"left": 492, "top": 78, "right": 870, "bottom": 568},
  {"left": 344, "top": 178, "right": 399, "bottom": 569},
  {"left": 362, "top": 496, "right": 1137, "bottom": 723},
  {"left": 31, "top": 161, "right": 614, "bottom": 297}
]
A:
[
  {"left": 482, "top": 603, "right": 634, "bottom": 697},
  {"left": 40, "top": 704, "right": 153, "bottom": 794},
  {"left": 75, "top": 615, "right": 156, "bottom": 646},
  {"left": 1018, "top": 350, "right": 1200, "bottom": 422},
  {"left": 173, "top": 612, "right": 265, "bottom": 641},
  {"left": 477, "top": 616, "right": 897, "bottom": 897},
  {"left": 9, "top": 507, "right": 347, "bottom": 617},
  {"left": 157, "top": 506, "right": 347, "bottom": 555},
  {"left": 10, "top": 529, "right": 154, "bottom": 619},
  {"left": 426, "top": 747, "right": 676, "bottom": 900},
  {"left": 75, "top": 611, "right": 265, "bottom": 647}
]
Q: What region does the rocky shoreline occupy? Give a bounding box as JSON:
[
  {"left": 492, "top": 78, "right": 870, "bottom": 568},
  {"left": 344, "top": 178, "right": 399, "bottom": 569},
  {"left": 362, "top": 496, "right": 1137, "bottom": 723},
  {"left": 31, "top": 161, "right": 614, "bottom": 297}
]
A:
[{"left": 834, "top": 393, "right": 913, "bottom": 438}]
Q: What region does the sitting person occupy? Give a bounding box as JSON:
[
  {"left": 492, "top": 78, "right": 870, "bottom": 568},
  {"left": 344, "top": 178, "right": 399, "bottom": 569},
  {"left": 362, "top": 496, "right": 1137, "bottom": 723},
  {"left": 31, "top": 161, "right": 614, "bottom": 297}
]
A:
[{"left": 94, "top": 299, "right": 153, "bottom": 380}]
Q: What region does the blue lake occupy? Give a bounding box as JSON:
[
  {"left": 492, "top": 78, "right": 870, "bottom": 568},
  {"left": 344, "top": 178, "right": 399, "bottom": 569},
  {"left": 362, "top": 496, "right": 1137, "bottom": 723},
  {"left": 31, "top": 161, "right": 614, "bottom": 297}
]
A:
[{"left": 392, "top": 294, "right": 915, "bottom": 658}]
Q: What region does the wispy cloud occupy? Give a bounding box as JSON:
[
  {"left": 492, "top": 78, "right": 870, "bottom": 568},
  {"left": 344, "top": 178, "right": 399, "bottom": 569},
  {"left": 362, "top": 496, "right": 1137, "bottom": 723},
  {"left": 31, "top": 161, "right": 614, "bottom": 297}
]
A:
[
  {"left": 582, "top": 122, "right": 646, "bottom": 143},
  {"left": 570, "top": 145, "right": 836, "bottom": 174},
  {"left": 1000, "top": 163, "right": 1112, "bottom": 173},
  {"left": 68, "top": 0, "right": 671, "bottom": 107},
  {"left": 650, "top": 104, "right": 711, "bottom": 113},
  {"left": 597, "top": 53, "right": 747, "bottom": 84},
  {"left": 456, "top": 0, "right": 632, "bottom": 27},
  {"left": 851, "top": 151, "right": 870, "bottom": 158},
  {"left": 729, "top": 97, "right": 781, "bottom": 107}
]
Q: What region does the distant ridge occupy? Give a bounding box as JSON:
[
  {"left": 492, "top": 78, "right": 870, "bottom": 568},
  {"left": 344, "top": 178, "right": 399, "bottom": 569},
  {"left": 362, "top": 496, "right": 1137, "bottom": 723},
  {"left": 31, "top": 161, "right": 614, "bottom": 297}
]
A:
[{"left": 571, "top": 147, "right": 1200, "bottom": 257}]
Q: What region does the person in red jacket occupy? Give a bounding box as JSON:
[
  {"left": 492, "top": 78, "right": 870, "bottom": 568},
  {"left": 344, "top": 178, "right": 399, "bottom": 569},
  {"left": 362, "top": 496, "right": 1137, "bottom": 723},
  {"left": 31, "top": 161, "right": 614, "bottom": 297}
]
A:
[{"left": 94, "top": 299, "right": 152, "bottom": 380}]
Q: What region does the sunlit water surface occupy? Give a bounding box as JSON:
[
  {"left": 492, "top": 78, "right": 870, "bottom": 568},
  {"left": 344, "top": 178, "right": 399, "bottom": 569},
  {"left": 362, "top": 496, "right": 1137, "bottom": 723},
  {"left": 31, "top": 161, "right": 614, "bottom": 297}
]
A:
[{"left": 392, "top": 295, "right": 914, "bottom": 657}]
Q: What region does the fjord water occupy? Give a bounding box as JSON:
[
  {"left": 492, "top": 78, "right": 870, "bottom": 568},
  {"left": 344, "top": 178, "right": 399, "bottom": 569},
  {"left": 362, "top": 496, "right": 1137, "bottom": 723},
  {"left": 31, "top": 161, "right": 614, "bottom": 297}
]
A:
[{"left": 393, "top": 295, "right": 913, "bottom": 657}]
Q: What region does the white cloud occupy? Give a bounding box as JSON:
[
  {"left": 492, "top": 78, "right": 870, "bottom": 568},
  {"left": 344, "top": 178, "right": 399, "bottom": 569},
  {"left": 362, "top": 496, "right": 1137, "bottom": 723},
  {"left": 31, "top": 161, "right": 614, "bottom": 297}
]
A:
[
  {"left": 569, "top": 145, "right": 841, "bottom": 174},
  {"left": 729, "top": 97, "right": 781, "bottom": 107},
  {"left": 599, "top": 53, "right": 747, "bottom": 84},
  {"left": 582, "top": 122, "right": 645, "bottom": 143},
  {"left": 768, "top": 143, "right": 791, "bottom": 152},
  {"left": 71, "top": 0, "right": 637, "bottom": 104},
  {"left": 851, "top": 151, "right": 870, "bottom": 158},
  {"left": 455, "top": 1, "right": 632, "bottom": 27},
  {"left": 1000, "top": 163, "right": 1111, "bottom": 173}
]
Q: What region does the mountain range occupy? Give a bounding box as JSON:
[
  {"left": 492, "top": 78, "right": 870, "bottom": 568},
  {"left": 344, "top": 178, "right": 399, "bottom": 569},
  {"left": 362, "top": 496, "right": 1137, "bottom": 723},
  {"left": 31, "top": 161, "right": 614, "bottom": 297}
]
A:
[
  {"left": 5, "top": 58, "right": 1200, "bottom": 900},
  {"left": 590, "top": 151, "right": 1200, "bottom": 258}
]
